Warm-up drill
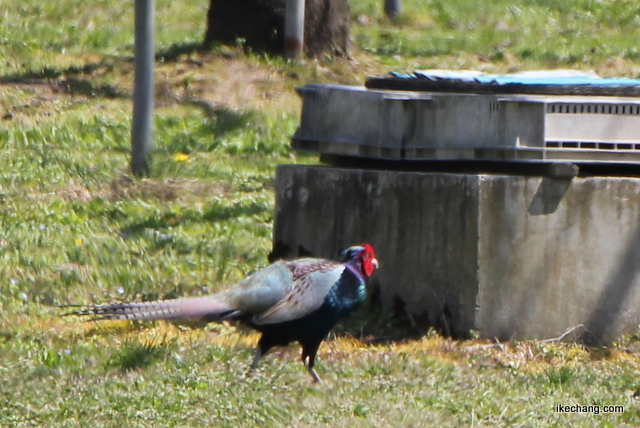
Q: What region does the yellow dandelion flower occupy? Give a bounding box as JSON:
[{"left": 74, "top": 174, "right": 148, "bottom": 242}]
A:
[{"left": 173, "top": 153, "right": 189, "bottom": 162}]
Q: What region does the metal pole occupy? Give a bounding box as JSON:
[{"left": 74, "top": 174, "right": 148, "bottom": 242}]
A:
[
  {"left": 131, "top": 0, "right": 155, "bottom": 177},
  {"left": 284, "top": 0, "right": 305, "bottom": 59},
  {"left": 384, "top": 0, "right": 402, "bottom": 19}
]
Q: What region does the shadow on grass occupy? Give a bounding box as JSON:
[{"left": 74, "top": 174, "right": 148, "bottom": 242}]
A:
[
  {"left": 188, "top": 101, "right": 255, "bottom": 132},
  {"left": 0, "top": 41, "right": 204, "bottom": 82},
  {"left": 164, "top": 101, "right": 256, "bottom": 154},
  {"left": 335, "top": 308, "right": 426, "bottom": 346},
  {"left": 0, "top": 41, "right": 207, "bottom": 102},
  {"left": 0, "top": 61, "right": 127, "bottom": 100},
  {"left": 109, "top": 335, "right": 177, "bottom": 372},
  {"left": 60, "top": 77, "right": 127, "bottom": 98},
  {"left": 119, "top": 199, "right": 269, "bottom": 238},
  {"left": 155, "top": 41, "right": 205, "bottom": 63},
  {"left": 0, "top": 61, "right": 111, "bottom": 82},
  {"left": 102, "top": 104, "right": 254, "bottom": 155}
]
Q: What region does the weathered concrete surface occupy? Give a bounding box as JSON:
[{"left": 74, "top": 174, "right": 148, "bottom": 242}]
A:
[
  {"left": 477, "top": 176, "right": 640, "bottom": 344},
  {"left": 273, "top": 165, "right": 640, "bottom": 343}
]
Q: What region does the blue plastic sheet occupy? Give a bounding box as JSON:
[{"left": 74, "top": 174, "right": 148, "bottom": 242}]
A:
[{"left": 389, "top": 69, "right": 640, "bottom": 87}]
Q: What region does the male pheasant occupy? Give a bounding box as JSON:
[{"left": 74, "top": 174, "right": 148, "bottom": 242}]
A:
[{"left": 68, "top": 243, "right": 378, "bottom": 382}]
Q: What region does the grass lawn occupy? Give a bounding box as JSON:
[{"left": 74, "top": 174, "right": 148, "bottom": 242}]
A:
[{"left": 1, "top": 0, "right": 640, "bottom": 426}]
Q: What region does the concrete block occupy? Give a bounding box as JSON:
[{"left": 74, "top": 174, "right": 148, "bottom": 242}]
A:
[{"left": 273, "top": 164, "right": 640, "bottom": 344}]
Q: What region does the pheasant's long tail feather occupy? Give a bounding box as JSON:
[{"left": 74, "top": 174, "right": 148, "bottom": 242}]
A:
[{"left": 63, "top": 296, "right": 238, "bottom": 322}]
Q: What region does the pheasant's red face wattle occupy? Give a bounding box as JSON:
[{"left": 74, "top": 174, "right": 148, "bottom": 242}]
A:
[{"left": 359, "top": 243, "right": 379, "bottom": 277}]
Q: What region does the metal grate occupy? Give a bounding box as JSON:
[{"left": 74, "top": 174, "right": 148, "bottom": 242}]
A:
[
  {"left": 545, "top": 141, "right": 640, "bottom": 151},
  {"left": 547, "top": 103, "right": 640, "bottom": 115}
]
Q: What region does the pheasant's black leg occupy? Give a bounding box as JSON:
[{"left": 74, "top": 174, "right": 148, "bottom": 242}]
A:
[
  {"left": 302, "top": 341, "right": 323, "bottom": 383},
  {"left": 307, "top": 354, "right": 321, "bottom": 383},
  {"left": 249, "top": 335, "right": 275, "bottom": 374},
  {"left": 250, "top": 347, "right": 262, "bottom": 372}
]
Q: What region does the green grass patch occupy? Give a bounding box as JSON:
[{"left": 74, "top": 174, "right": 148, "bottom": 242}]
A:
[{"left": 351, "top": 0, "right": 640, "bottom": 73}]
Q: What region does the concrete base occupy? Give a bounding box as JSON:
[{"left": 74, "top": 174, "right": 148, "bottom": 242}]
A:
[{"left": 273, "top": 164, "right": 640, "bottom": 344}]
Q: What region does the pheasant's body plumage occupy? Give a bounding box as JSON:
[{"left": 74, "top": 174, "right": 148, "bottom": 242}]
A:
[{"left": 68, "top": 244, "right": 378, "bottom": 382}]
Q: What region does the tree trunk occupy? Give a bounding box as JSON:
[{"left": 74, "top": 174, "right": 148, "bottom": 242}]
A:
[{"left": 204, "top": 0, "right": 350, "bottom": 58}]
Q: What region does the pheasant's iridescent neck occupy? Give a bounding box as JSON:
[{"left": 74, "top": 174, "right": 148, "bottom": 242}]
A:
[
  {"left": 342, "top": 263, "right": 368, "bottom": 302},
  {"left": 345, "top": 262, "right": 366, "bottom": 281}
]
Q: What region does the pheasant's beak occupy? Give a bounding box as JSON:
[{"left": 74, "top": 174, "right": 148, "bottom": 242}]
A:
[{"left": 371, "top": 258, "right": 379, "bottom": 270}]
